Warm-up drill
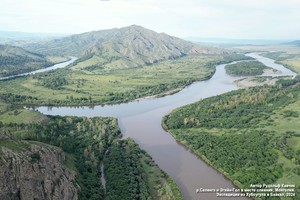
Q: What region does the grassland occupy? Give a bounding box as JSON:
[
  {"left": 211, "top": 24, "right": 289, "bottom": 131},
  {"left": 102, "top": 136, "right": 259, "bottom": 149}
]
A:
[
  {"left": 0, "top": 109, "right": 47, "bottom": 124},
  {"left": 0, "top": 99, "right": 48, "bottom": 125},
  {"left": 0, "top": 54, "right": 249, "bottom": 106}
]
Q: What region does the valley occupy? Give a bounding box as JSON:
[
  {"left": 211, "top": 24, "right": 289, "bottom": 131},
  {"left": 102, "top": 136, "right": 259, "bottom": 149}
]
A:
[
  {"left": 0, "top": 44, "right": 68, "bottom": 78},
  {"left": 0, "top": 25, "right": 299, "bottom": 200}
]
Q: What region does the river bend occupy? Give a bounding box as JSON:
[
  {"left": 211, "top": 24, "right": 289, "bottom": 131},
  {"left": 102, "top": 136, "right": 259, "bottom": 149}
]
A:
[{"left": 36, "top": 53, "right": 295, "bottom": 199}]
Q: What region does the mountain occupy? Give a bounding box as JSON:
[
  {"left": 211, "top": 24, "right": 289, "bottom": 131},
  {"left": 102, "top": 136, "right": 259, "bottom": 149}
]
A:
[
  {"left": 24, "top": 25, "right": 228, "bottom": 68},
  {"left": 0, "top": 44, "right": 52, "bottom": 77},
  {"left": 288, "top": 40, "right": 300, "bottom": 46}
]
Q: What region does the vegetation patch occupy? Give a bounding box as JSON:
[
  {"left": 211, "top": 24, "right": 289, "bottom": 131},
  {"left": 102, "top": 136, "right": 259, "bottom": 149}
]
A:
[
  {"left": 105, "top": 139, "right": 182, "bottom": 200},
  {"left": 164, "top": 76, "right": 300, "bottom": 199},
  {"left": 225, "top": 60, "right": 269, "bottom": 76},
  {"left": 1, "top": 115, "right": 182, "bottom": 199},
  {"left": 0, "top": 44, "right": 54, "bottom": 77},
  {"left": 0, "top": 54, "right": 253, "bottom": 106}
]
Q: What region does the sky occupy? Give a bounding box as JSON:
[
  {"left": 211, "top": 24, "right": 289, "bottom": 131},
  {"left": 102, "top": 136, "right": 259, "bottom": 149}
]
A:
[{"left": 1, "top": 0, "right": 300, "bottom": 40}]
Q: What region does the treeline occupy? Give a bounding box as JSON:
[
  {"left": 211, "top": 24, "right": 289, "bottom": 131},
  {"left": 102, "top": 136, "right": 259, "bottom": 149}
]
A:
[
  {"left": 33, "top": 69, "right": 69, "bottom": 89},
  {"left": 10, "top": 116, "right": 120, "bottom": 200},
  {"left": 171, "top": 129, "right": 282, "bottom": 187},
  {"left": 0, "top": 92, "right": 95, "bottom": 106},
  {"left": 2, "top": 115, "right": 182, "bottom": 199},
  {"left": 105, "top": 139, "right": 182, "bottom": 200},
  {"left": 40, "top": 75, "right": 68, "bottom": 89},
  {"left": 165, "top": 76, "right": 300, "bottom": 129},
  {"left": 1, "top": 53, "right": 257, "bottom": 107},
  {"left": 164, "top": 76, "right": 300, "bottom": 194},
  {"left": 0, "top": 93, "right": 39, "bottom": 105},
  {"left": 107, "top": 78, "right": 200, "bottom": 102},
  {"left": 105, "top": 140, "right": 152, "bottom": 200},
  {"left": 225, "top": 61, "right": 268, "bottom": 76},
  {"left": 218, "top": 54, "right": 255, "bottom": 64},
  {"left": 0, "top": 55, "right": 52, "bottom": 77}
]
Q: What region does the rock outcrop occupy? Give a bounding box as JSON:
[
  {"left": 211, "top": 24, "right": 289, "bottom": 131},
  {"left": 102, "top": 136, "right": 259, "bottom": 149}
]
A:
[{"left": 0, "top": 133, "right": 79, "bottom": 200}]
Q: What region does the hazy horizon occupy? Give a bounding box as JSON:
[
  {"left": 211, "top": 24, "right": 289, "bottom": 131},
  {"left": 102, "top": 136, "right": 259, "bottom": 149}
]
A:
[{"left": 1, "top": 0, "right": 300, "bottom": 40}]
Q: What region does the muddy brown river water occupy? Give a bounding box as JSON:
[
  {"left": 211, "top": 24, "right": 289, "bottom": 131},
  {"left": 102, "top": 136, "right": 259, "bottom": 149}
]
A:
[{"left": 36, "top": 53, "right": 296, "bottom": 199}]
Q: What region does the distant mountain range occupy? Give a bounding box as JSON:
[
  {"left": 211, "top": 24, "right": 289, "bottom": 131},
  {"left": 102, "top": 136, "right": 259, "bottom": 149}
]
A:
[
  {"left": 185, "top": 37, "right": 294, "bottom": 46},
  {"left": 24, "top": 25, "right": 228, "bottom": 68},
  {"left": 0, "top": 31, "right": 68, "bottom": 46},
  {"left": 0, "top": 44, "right": 52, "bottom": 77},
  {"left": 289, "top": 40, "right": 300, "bottom": 46},
  {"left": 0, "top": 31, "right": 67, "bottom": 39}
]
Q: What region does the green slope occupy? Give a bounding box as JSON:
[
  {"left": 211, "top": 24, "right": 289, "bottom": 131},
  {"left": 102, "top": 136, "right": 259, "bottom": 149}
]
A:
[
  {"left": 24, "top": 25, "right": 228, "bottom": 69},
  {"left": 0, "top": 44, "right": 53, "bottom": 77},
  {"left": 0, "top": 54, "right": 252, "bottom": 106}
]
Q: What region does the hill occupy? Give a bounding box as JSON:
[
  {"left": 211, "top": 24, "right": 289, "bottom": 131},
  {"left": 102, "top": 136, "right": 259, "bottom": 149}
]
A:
[
  {"left": 290, "top": 40, "right": 300, "bottom": 46},
  {"left": 0, "top": 25, "right": 248, "bottom": 106},
  {"left": 25, "top": 25, "right": 228, "bottom": 69},
  {"left": 0, "top": 44, "right": 52, "bottom": 77}
]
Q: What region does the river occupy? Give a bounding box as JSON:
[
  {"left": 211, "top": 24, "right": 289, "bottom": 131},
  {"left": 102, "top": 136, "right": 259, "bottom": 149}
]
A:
[
  {"left": 35, "top": 53, "right": 296, "bottom": 200},
  {"left": 0, "top": 56, "right": 77, "bottom": 81}
]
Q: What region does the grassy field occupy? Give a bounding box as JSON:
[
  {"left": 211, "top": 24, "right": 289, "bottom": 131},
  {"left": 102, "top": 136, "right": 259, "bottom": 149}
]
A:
[
  {"left": 0, "top": 99, "right": 48, "bottom": 125},
  {"left": 0, "top": 108, "right": 47, "bottom": 124},
  {"left": 0, "top": 55, "right": 240, "bottom": 106},
  {"left": 46, "top": 56, "right": 70, "bottom": 63}
]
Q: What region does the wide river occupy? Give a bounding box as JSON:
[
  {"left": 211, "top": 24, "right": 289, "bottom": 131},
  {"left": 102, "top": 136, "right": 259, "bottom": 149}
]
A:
[{"left": 36, "top": 53, "right": 296, "bottom": 200}]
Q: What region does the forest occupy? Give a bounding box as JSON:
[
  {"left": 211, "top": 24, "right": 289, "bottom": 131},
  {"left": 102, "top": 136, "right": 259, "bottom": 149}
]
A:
[
  {"left": 163, "top": 76, "right": 300, "bottom": 199},
  {"left": 225, "top": 61, "right": 269, "bottom": 76},
  {"left": 0, "top": 115, "right": 182, "bottom": 200},
  {"left": 0, "top": 55, "right": 52, "bottom": 77}
]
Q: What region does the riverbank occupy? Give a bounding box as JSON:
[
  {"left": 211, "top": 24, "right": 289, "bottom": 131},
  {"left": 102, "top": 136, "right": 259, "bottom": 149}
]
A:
[
  {"left": 162, "top": 73, "right": 300, "bottom": 199},
  {"left": 28, "top": 52, "right": 297, "bottom": 200},
  {"left": 161, "top": 117, "right": 244, "bottom": 189},
  {"left": 234, "top": 77, "right": 277, "bottom": 88},
  {"left": 0, "top": 54, "right": 253, "bottom": 107}
]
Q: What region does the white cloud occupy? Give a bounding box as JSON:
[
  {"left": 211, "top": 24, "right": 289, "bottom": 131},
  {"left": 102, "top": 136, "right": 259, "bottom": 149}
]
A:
[{"left": 0, "top": 0, "right": 299, "bottom": 39}]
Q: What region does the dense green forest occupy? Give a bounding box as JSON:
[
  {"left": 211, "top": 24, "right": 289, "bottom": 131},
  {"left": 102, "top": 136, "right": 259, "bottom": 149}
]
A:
[
  {"left": 105, "top": 139, "right": 182, "bottom": 200},
  {"left": 225, "top": 61, "right": 269, "bottom": 76},
  {"left": 164, "top": 76, "right": 300, "bottom": 199},
  {"left": 0, "top": 115, "right": 182, "bottom": 200}
]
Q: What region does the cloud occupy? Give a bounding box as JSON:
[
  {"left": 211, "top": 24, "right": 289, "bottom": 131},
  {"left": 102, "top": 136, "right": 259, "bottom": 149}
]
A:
[{"left": 0, "top": 0, "right": 299, "bottom": 39}]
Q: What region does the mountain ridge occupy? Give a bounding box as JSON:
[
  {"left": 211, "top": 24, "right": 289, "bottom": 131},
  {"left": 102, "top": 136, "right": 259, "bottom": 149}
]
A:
[{"left": 24, "top": 25, "right": 228, "bottom": 68}]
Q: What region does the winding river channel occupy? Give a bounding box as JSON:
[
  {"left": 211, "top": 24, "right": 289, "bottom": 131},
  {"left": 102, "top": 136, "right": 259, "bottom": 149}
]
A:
[
  {"left": 35, "top": 53, "right": 296, "bottom": 200},
  {"left": 0, "top": 57, "right": 77, "bottom": 81}
]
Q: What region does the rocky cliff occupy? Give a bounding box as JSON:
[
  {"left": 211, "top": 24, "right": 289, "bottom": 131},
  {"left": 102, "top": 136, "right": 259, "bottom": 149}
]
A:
[{"left": 0, "top": 132, "right": 79, "bottom": 200}]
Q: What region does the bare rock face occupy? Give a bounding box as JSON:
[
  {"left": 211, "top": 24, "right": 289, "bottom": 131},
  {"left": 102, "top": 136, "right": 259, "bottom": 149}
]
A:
[{"left": 0, "top": 138, "right": 79, "bottom": 200}]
